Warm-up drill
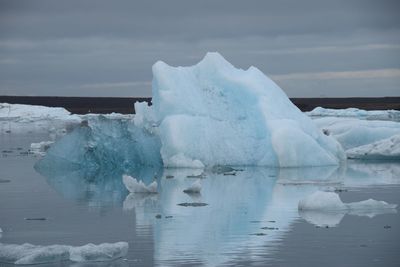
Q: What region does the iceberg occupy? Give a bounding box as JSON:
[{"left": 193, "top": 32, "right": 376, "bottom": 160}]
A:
[
  {"left": 0, "top": 242, "right": 128, "bottom": 265},
  {"left": 140, "top": 52, "right": 344, "bottom": 167},
  {"left": 347, "top": 134, "right": 400, "bottom": 160},
  {"left": 37, "top": 52, "right": 345, "bottom": 170}
]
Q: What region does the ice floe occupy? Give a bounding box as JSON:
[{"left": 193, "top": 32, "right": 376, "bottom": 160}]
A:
[
  {"left": 0, "top": 242, "right": 128, "bottom": 265},
  {"left": 307, "top": 107, "right": 400, "bottom": 121},
  {"left": 347, "top": 134, "right": 400, "bottom": 160}
]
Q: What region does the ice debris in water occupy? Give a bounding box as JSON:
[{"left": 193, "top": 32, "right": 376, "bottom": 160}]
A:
[
  {"left": 346, "top": 134, "right": 400, "bottom": 160},
  {"left": 0, "top": 242, "right": 128, "bottom": 265},
  {"left": 122, "top": 174, "right": 158, "bottom": 193},
  {"left": 183, "top": 179, "right": 202, "bottom": 194},
  {"left": 298, "top": 191, "right": 397, "bottom": 211}
]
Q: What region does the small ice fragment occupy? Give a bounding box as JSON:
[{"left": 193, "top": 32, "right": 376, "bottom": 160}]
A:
[
  {"left": 183, "top": 180, "right": 201, "bottom": 194},
  {"left": 298, "top": 191, "right": 397, "bottom": 211},
  {"left": 122, "top": 175, "right": 157, "bottom": 193},
  {"left": 69, "top": 242, "right": 129, "bottom": 262}
]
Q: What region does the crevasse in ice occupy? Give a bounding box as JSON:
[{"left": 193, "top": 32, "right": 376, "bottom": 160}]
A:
[{"left": 38, "top": 52, "right": 345, "bottom": 170}]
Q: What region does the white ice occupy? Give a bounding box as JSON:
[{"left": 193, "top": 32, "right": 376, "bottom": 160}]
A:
[
  {"left": 307, "top": 107, "right": 400, "bottom": 121},
  {"left": 135, "top": 52, "right": 344, "bottom": 167},
  {"left": 0, "top": 242, "right": 128, "bottom": 265},
  {"left": 122, "top": 174, "right": 158, "bottom": 193},
  {"left": 311, "top": 117, "right": 400, "bottom": 151},
  {"left": 347, "top": 134, "right": 400, "bottom": 160},
  {"left": 30, "top": 141, "right": 54, "bottom": 156},
  {"left": 298, "top": 191, "right": 397, "bottom": 211},
  {"left": 0, "top": 103, "right": 81, "bottom": 123}
]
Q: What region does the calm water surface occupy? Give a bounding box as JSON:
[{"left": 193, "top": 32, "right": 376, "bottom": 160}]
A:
[{"left": 0, "top": 123, "right": 399, "bottom": 266}]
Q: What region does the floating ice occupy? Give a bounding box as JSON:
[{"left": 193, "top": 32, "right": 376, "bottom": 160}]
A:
[
  {"left": 37, "top": 52, "right": 345, "bottom": 170},
  {"left": 122, "top": 174, "right": 158, "bottom": 193},
  {"left": 183, "top": 179, "right": 202, "bottom": 194},
  {"left": 298, "top": 191, "right": 397, "bottom": 211},
  {"left": 136, "top": 52, "right": 345, "bottom": 167},
  {"left": 307, "top": 107, "right": 400, "bottom": 121},
  {"left": 347, "top": 134, "right": 400, "bottom": 160},
  {"left": 0, "top": 242, "right": 128, "bottom": 265},
  {"left": 0, "top": 103, "right": 81, "bottom": 123},
  {"left": 30, "top": 141, "right": 54, "bottom": 156},
  {"left": 312, "top": 117, "right": 400, "bottom": 151},
  {"left": 35, "top": 116, "right": 162, "bottom": 175},
  {"left": 69, "top": 242, "right": 129, "bottom": 262}
]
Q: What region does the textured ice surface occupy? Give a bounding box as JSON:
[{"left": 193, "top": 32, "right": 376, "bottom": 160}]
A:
[
  {"left": 122, "top": 174, "right": 158, "bottom": 193},
  {"left": 137, "top": 52, "right": 344, "bottom": 167},
  {"left": 36, "top": 116, "right": 162, "bottom": 175},
  {"left": 69, "top": 242, "right": 129, "bottom": 262},
  {"left": 30, "top": 141, "right": 54, "bottom": 156},
  {"left": 298, "top": 191, "right": 397, "bottom": 211},
  {"left": 0, "top": 103, "right": 81, "bottom": 123},
  {"left": 347, "top": 134, "right": 400, "bottom": 160},
  {"left": 312, "top": 117, "right": 400, "bottom": 151},
  {"left": 307, "top": 107, "right": 400, "bottom": 121},
  {"left": 0, "top": 242, "right": 128, "bottom": 265}
]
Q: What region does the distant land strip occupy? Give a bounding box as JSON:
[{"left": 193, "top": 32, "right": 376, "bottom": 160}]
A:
[{"left": 1, "top": 95, "right": 399, "bottom": 114}]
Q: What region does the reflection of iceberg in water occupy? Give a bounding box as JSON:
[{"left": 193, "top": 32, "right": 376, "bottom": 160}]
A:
[{"left": 34, "top": 161, "right": 400, "bottom": 266}]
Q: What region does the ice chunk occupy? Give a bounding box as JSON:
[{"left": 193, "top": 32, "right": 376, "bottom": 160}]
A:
[
  {"left": 122, "top": 175, "right": 158, "bottom": 193},
  {"left": 298, "top": 191, "right": 397, "bottom": 211},
  {"left": 298, "top": 191, "right": 347, "bottom": 211},
  {"left": 183, "top": 179, "right": 202, "bottom": 194},
  {"left": 30, "top": 141, "right": 54, "bottom": 156},
  {"left": 347, "top": 134, "right": 400, "bottom": 160},
  {"left": 0, "top": 242, "right": 128, "bottom": 265},
  {"left": 312, "top": 117, "right": 400, "bottom": 150},
  {"left": 0, "top": 243, "right": 70, "bottom": 265},
  {"left": 307, "top": 107, "right": 400, "bottom": 121},
  {"left": 69, "top": 242, "right": 129, "bottom": 262},
  {"left": 145, "top": 52, "right": 344, "bottom": 167}
]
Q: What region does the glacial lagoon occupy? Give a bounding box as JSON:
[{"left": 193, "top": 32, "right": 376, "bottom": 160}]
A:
[{"left": 1, "top": 127, "right": 399, "bottom": 266}]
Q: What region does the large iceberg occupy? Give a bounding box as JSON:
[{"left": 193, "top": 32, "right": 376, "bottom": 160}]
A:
[
  {"left": 37, "top": 52, "right": 344, "bottom": 170},
  {"left": 135, "top": 52, "right": 344, "bottom": 167}
]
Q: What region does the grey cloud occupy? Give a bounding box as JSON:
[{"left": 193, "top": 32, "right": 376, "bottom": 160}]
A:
[{"left": 0, "top": 0, "right": 399, "bottom": 97}]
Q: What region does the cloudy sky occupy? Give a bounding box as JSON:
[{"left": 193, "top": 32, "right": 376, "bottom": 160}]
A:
[{"left": 0, "top": 0, "right": 399, "bottom": 97}]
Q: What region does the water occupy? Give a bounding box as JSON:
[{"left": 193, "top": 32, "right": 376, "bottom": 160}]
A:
[{"left": 1, "top": 124, "right": 399, "bottom": 266}]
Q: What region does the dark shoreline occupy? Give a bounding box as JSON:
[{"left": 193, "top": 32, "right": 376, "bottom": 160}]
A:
[{"left": 1, "top": 95, "right": 399, "bottom": 114}]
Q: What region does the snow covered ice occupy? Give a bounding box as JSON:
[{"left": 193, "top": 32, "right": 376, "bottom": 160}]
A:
[{"left": 0, "top": 242, "right": 128, "bottom": 265}]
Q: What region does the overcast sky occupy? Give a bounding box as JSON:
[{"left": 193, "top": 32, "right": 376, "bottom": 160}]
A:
[{"left": 0, "top": 0, "right": 399, "bottom": 97}]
